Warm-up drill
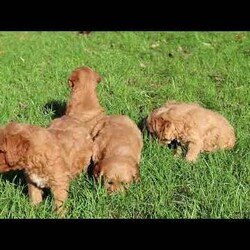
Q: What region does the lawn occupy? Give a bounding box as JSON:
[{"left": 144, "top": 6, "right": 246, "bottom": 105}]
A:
[{"left": 0, "top": 31, "right": 249, "bottom": 218}]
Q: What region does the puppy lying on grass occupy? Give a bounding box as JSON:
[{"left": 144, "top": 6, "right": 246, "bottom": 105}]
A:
[
  {"left": 91, "top": 115, "right": 143, "bottom": 192},
  {"left": 0, "top": 122, "right": 92, "bottom": 214},
  {"left": 146, "top": 101, "right": 236, "bottom": 162}
]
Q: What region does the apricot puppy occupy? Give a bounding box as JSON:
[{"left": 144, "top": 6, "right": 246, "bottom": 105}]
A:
[
  {"left": 92, "top": 115, "right": 143, "bottom": 192},
  {"left": 146, "top": 101, "right": 236, "bottom": 162},
  {"left": 0, "top": 122, "right": 92, "bottom": 214},
  {"left": 66, "top": 66, "right": 105, "bottom": 132}
]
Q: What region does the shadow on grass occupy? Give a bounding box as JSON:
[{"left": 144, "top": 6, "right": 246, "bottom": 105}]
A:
[
  {"left": 0, "top": 170, "right": 28, "bottom": 195},
  {"left": 43, "top": 100, "right": 67, "bottom": 119},
  {"left": 86, "top": 159, "right": 102, "bottom": 190},
  {"left": 0, "top": 170, "right": 51, "bottom": 201},
  {"left": 85, "top": 159, "right": 109, "bottom": 193},
  {"left": 87, "top": 158, "right": 96, "bottom": 177},
  {"left": 138, "top": 117, "right": 148, "bottom": 134}
]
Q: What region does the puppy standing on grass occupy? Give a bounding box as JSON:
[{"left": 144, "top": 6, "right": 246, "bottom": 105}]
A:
[
  {"left": 48, "top": 66, "right": 104, "bottom": 179},
  {"left": 65, "top": 66, "right": 105, "bottom": 133},
  {"left": 146, "top": 101, "right": 236, "bottom": 162},
  {"left": 0, "top": 67, "right": 104, "bottom": 214},
  {"left": 45, "top": 66, "right": 105, "bottom": 212},
  {"left": 0, "top": 122, "right": 92, "bottom": 214},
  {"left": 91, "top": 115, "right": 143, "bottom": 193}
]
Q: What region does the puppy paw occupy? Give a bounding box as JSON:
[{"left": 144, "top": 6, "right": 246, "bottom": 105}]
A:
[
  {"left": 185, "top": 154, "right": 198, "bottom": 163},
  {"left": 54, "top": 205, "right": 66, "bottom": 218}
]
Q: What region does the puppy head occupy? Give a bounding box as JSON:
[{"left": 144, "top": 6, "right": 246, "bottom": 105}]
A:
[
  {"left": 146, "top": 111, "right": 175, "bottom": 144},
  {"left": 68, "top": 66, "right": 102, "bottom": 88},
  {"left": 0, "top": 123, "right": 30, "bottom": 172},
  {"left": 94, "top": 158, "right": 139, "bottom": 193}
]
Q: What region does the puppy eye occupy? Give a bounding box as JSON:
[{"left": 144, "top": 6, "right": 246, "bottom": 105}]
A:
[{"left": 108, "top": 181, "right": 113, "bottom": 185}]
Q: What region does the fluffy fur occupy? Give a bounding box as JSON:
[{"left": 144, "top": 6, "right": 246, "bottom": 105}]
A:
[
  {"left": 0, "top": 122, "right": 92, "bottom": 213},
  {"left": 146, "top": 101, "right": 236, "bottom": 162},
  {"left": 43, "top": 66, "right": 108, "bottom": 211},
  {"left": 0, "top": 66, "right": 104, "bottom": 214},
  {"left": 66, "top": 67, "right": 143, "bottom": 192},
  {"left": 65, "top": 66, "right": 106, "bottom": 133},
  {"left": 92, "top": 115, "right": 143, "bottom": 192},
  {"left": 40, "top": 66, "right": 104, "bottom": 211}
]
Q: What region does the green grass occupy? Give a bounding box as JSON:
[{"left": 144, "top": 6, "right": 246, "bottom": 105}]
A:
[{"left": 0, "top": 31, "right": 249, "bottom": 218}]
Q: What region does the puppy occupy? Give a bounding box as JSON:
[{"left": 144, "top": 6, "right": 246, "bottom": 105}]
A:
[
  {"left": 44, "top": 66, "right": 110, "bottom": 211},
  {"left": 65, "top": 67, "right": 143, "bottom": 192},
  {"left": 146, "top": 101, "right": 236, "bottom": 162},
  {"left": 43, "top": 66, "right": 106, "bottom": 210},
  {"left": 0, "top": 122, "right": 92, "bottom": 213},
  {"left": 65, "top": 66, "right": 105, "bottom": 132},
  {"left": 91, "top": 115, "right": 143, "bottom": 192}
]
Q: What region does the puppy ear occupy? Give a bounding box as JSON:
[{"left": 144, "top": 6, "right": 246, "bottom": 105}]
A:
[
  {"left": 68, "top": 79, "right": 74, "bottom": 88},
  {"left": 162, "top": 119, "right": 171, "bottom": 128},
  {"left": 94, "top": 72, "right": 102, "bottom": 84},
  {"left": 68, "top": 75, "right": 76, "bottom": 88},
  {"left": 68, "top": 70, "right": 80, "bottom": 88},
  {"left": 152, "top": 116, "right": 170, "bottom": 131},
  {"left": 4, "top": 133, "right": 30, "bottom": 166},
  {"left": 160, "top": 118, "right": 172, "bottom": 136}
]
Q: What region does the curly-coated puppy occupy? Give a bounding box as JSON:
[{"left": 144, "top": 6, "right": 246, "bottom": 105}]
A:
[
  {"left": 65, "top": 66, "right": 106, "bottom": 132},
  {"left": 0, "top": 122, "right": 92, "bottom": 213},
  {"left": 146, "top": 101, "right": 236, "bottom": 162},
  {"left": 43, "top": 66, "right": 103, "bottom": 206},
  {"left": 91, "top": 115, "right": 143, "bottom": 192},
  {"left": 44, "top": 67, "right": 109, "bottom": 211}
]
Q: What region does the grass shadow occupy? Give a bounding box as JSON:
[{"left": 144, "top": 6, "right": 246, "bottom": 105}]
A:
[
  {"left": 0, "top": 170, "right": 28, "bottom": 195},
  {"left": 0, "top": 170, "right": 52, "bottom": 201},
  {"left": 85, "top": 159, "right": 106, "bottom": 192},
  {"left": 43, "top": 100, "right": 67, "bottom": 119},
  {"left": 87, "top": 158, "right": 96, "bottom": 177},
  {"left": 138, "top": 117, "right": 148, "bottom": 135}
]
